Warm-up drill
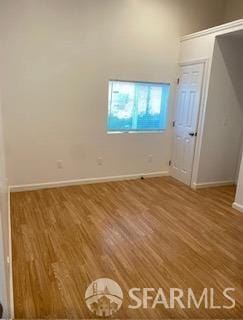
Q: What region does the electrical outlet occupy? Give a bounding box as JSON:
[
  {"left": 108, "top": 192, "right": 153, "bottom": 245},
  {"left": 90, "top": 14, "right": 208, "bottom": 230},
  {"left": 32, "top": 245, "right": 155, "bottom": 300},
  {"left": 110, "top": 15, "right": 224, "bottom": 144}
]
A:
[
  {"left": 148, "top": 154, "right": 153, "bottom": 163},
  {"left": 97, "top": 157, "right": 103, "bottom": 166},
  {"left": 57, "top": 160, "right": 63, "bottom": 169}
]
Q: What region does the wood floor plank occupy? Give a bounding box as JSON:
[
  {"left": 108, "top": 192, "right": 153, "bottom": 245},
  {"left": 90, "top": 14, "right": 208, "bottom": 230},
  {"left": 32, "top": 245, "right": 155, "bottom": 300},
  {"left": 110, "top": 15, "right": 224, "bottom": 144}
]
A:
[{"left": 11, "top": 177, "right": 243, "bottom": 318}]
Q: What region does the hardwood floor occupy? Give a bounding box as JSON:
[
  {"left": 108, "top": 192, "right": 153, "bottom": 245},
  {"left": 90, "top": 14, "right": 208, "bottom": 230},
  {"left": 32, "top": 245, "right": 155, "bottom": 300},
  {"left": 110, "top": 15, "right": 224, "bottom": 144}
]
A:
[{"left": 11, "top": 177, "right": 243, "bottom": 319}]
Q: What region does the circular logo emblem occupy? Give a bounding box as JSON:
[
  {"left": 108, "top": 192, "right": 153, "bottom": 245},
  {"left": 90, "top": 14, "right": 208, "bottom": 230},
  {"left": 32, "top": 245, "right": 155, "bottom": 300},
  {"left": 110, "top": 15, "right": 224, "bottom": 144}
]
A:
[{"left": 85, "top": 278, "right": 123, "bottom": 317}]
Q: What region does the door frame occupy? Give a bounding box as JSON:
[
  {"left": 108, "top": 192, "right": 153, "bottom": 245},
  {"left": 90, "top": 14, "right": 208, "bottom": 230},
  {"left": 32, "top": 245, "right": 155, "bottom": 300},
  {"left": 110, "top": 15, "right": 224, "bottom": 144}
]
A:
[{"left": 171, "top": 57, "right": 210, "bottom": 189}]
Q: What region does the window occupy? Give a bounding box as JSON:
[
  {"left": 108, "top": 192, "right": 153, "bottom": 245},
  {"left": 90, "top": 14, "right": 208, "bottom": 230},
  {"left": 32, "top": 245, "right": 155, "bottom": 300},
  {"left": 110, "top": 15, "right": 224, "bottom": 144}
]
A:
[{"left": 107, "top": 80, "right": 170, "bottom": 133}]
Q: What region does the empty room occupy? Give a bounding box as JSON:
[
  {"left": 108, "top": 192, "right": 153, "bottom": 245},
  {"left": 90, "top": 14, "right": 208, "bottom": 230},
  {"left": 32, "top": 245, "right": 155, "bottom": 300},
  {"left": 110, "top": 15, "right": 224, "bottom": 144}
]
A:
[{"left": 1, "top": 0, "right": 243, "bottom": 319}]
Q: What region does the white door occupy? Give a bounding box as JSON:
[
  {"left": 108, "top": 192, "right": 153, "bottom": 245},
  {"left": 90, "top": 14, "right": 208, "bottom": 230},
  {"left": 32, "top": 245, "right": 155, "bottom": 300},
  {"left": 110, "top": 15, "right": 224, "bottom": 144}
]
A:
[{"left": 171, "top": 63, "right": 204, "bottom": 185}]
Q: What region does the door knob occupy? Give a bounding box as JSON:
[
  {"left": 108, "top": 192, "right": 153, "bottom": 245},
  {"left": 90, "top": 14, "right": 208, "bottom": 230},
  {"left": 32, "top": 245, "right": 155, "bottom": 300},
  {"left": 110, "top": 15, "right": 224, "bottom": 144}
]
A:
[
  {"left": 0, "top": 303, "right": 3, "bottom": 318},
  {"left": 189, "top": 132, "right": 197, "bottom": 137}
]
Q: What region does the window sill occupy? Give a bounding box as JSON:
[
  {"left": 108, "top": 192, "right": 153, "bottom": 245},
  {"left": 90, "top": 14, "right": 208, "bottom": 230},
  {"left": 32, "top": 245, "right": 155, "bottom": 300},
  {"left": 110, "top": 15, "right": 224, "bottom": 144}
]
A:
[{"left": 107, "top": 130, "right": 165, "bottom": 135}]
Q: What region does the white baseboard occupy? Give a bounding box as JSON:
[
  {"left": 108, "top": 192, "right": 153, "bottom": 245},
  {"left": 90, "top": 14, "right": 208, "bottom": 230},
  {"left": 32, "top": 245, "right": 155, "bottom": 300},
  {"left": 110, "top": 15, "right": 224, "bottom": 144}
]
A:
[
  {"left": 10, "top": 171, "right": 169, "bottom": 192},
  {"left": 192, "top": 180, "right": 235, "bottom": 190},
  {"left": 232, "top": 202, "right": 243, "bottom": 213}
]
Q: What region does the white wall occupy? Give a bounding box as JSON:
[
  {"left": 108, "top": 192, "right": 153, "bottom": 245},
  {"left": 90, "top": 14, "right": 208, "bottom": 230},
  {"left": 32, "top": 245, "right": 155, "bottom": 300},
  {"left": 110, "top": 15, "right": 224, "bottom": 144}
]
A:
[
  {"left": 235, "top": 138, "right": 243, "bottom": 183},
  {"left": 0, "top": 0, "right": 226, "bottom": 187},
  {"left": 234, "top": 154, "right": 243, "bottom": 211},
  {"left": 224, "top": 0, "right": 243, "bottom": 22},
  {"left": 0, "top": 95, "right": 11, "bottom": 317},
  {"left": 197, "top": 36, "right": 243, "bottom": 184}
]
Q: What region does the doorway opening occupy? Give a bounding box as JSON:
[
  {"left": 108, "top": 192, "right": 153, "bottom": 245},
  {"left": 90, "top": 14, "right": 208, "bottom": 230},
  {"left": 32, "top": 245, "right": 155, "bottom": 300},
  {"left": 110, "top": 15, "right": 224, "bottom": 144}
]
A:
[{"left": 171, "top": 32, "right": 243, "bottom": 194}]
